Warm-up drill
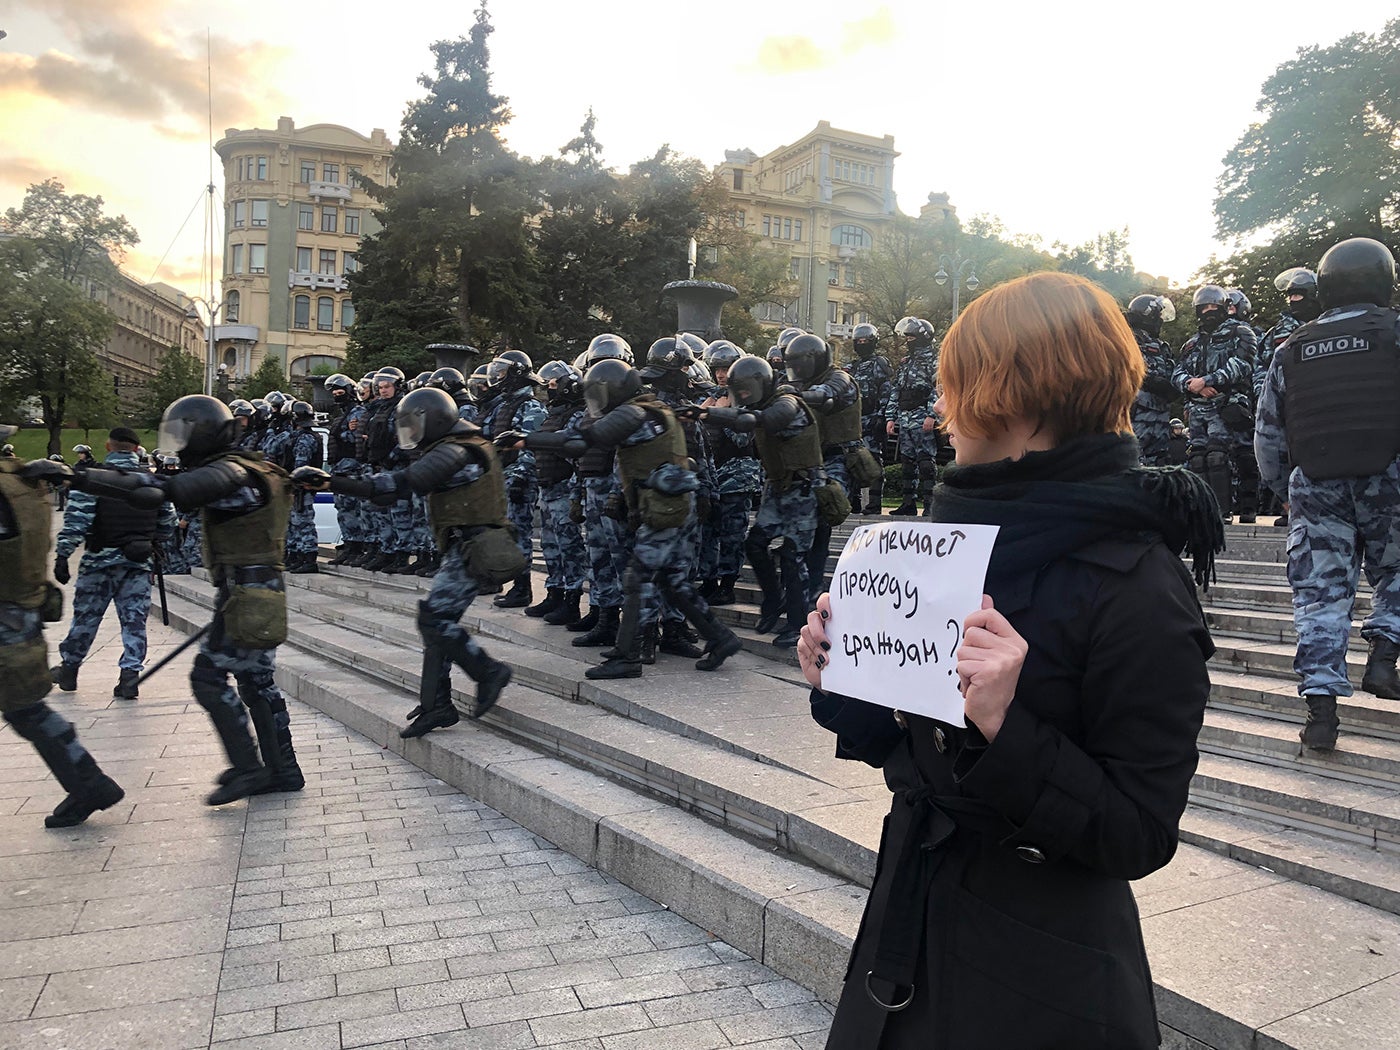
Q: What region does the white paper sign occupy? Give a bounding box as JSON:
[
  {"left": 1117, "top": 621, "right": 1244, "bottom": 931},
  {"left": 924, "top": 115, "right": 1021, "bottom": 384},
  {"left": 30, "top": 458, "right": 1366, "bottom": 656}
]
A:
[{"left": 820, "top": 521, "right": 1000, "bottom": 724}]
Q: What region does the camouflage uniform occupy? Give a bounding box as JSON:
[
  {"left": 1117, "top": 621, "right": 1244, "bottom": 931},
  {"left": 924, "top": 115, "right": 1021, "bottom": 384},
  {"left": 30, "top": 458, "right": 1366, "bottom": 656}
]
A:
[
  {"left": 536, "top": 402, "right": 587, "bottom": 594},
  {"left": 54, "top": 450, "right": 176, "bottom": 676},
  {"left": 1256, "top": 308, "right": 1400, "bottom": 699},
  {"left": 1173, "top": 320, "right": 1257, "bottom": 518},
  {"left": 700, "top": 415, "right": 760, "bottom": 582},
  {"left": 181, "top": 511, "right": 204, "bottom": 568},
  {"left": 286, "top": 427, "right": 322, "bottom": 558},
  {"left": 1130, "top": 327, "right": 1176, "bottom": 467},
  {"left": 481, "top": 388, "right": 546, "bottom": 562},
  {"left": 798, "top": 364, "right": 861, "bottom": 597},
  {"left": 849, "top": 352, "right": 893, "bottom": 509},
  {"left": 361, "top": 395, "right": 403, "bottom": 556},
  {"left": 328, "top": 400, "right": 367, "bottom": 546},
  {"left": 1254, "top": 313, "right": 1303, "bottom": 402},
  {"left": 883, "top": 346, "right": 940, "bottom": 509}
]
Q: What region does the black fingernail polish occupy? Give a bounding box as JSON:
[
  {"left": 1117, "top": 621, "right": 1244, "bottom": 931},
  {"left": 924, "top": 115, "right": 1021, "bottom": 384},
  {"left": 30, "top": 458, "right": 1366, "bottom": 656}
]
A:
[
  {"left": 819, "top": 609, "right": 829, "bottom": 620},
  {"left": 820, "top": 641, "right": 830, "bottom": 651}
]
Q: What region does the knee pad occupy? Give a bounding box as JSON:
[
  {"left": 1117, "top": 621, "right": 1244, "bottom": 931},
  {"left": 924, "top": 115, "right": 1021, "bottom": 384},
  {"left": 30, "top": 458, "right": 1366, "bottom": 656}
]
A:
[
  {"left": 1187, "top": 451, "right": 1207, "bottom": 473},
  {"left": 417, "top": 600, "right": 448, "bottom": 646},
  {"left": 1205, "top": 449, "right": 1230, "bottom": 470},
  {"left": 744, "top": 529, "right": 769, "bottom": 560},
  {"left": 191, "top": 652, "right": 231, "bottom": 709},
  {"left": 2, "top": 702, "right": 48, "bottom": 738}
]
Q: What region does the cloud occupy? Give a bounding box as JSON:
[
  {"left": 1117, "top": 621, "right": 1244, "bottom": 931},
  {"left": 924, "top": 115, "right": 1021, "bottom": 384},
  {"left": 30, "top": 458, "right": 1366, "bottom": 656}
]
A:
[
  {"left": 751, "top": 7, "right": 898, "bottom": 76},
  {"left": 0, "top": 154, "right": 79, "bottom": 193},
  {"left": 0, "top": 5, "right": 290, "bottom": 132}
]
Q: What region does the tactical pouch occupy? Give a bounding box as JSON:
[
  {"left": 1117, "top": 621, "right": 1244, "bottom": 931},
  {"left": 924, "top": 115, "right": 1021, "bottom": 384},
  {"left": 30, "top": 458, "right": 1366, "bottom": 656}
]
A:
[
  {"left": 844, "top": 445, "right": 882, "bottom": 488},
  {"left": 1220, "top": 397, "right": 1252, "bottom": 428},
  {"left": 637, "top": 488, "right": 690, "bottom": 530},
  {"left": 122, "top": 539, "right": 153, "bottom": 563},
  {"left": 463, "top": 525, "right": 528, "bottom": 588},
  {"left": 897, "top": 387, "right": 931, "bottom": 410},
  {"left": 40, "top": 583, "right": 63, "bottom": 623},
  {"left": 815, "top": 479, "right": 851, "bottom": 526},
  {"left": 0, "top": 631, "right": 51, "bottom": 712},
  {"left": 221, "top": 584, "right": 287, "bottom": 649}
]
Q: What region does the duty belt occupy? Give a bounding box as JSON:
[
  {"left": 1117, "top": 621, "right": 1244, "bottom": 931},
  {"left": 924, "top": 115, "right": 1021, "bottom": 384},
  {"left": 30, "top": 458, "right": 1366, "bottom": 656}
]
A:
[{"left": 217, "top": 565, "right": 282, "bottom": 588}]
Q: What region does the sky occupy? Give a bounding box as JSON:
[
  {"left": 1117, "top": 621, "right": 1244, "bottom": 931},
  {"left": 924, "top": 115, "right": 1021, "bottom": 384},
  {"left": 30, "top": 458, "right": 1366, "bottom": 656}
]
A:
[{"left": 0, "top": 0, "right": 1392, "bottom": 298}]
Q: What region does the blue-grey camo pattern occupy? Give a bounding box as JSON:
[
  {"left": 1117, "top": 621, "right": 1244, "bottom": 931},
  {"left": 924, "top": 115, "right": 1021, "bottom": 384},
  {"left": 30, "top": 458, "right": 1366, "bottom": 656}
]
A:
[
  {"left": 55, "top": 451, "right": 177, "bottom": 571},
  {"left": 753, "top": 482, "right": 816, "bottom": 563},
  {"left": 582, "top": 473, "right": 628, "bottom": 609},
  {"left": 423, "top": 538, "right": 487, "bottom": 678},
  {"left": 193, "top": 577, "right": 283, "bottom": 717},
  {"left": 0, "top": 604, "right": 52, "bottom": 710},
  {"left": 1132, "top": 332, "right": 1176, "bottom": 467},
  {"left": 58, "top": 563, "right": 151, "bottom": 672},
  {"left": 181, "top": 513, "right": 204, "bottom": 568},
  {"left": 286, "top": 429, "right": 321, "bottom": 555},
  {"left": 633, "top": 511, "right": 704, "bottom": 626},
  {"left": 387, "top": 497, "right": 414, "bottom": 554},
  {"left": 713, "top": 493, "right": 751, "bottom": 577},
  {"left": 411, "top": 492, "right": 435, "bottom": 554},
  {"left": 1254, "top": 313, "right": 1302, "bottom": 402},
  {"left": 538, "top": 479, "right": 585, "bottom": 591}
]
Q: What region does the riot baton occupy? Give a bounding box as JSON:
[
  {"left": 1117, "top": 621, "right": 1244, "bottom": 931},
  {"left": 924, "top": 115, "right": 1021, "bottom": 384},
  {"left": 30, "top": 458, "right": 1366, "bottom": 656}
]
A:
[
  {"left": 152, "top": 549, "right": 170, "bottom": 626},
  {"left": 137, "top": 620, "right": 211, "bottom": 685}
]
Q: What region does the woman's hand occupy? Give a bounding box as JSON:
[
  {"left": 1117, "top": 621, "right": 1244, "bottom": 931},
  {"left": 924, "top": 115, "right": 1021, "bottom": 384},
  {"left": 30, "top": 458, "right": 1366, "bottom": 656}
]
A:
[
  {"left": 797, "top": 592, "right": 833, "bottom": 691},
  {"left": 957, "top": 595, "right": 1027, "bottom": 742}
]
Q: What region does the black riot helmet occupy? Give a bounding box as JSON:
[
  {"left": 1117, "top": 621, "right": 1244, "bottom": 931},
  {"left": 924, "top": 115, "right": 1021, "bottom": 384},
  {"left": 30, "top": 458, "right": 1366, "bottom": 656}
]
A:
[
  {"left": 895, "top": 316, "right": 935, "bottom": 349},
  {"left": 250, "top": 398, "right": 271, "bottom": 422},
  {"left": 784, "top": 333, "right": 831, "bottom": 383},
  {"left": 776, "top": 327, "right": 805, "bottom": 351},
  {"left": 410, "top": 371, "right": 434, "bottom": 391},
  {"left": 851, "top": 322, "right": 879, "bottom": 359},
  {"left": 264, "top": 390, "right": 291, "bottom": 414},
  {"left": 1274, "top": 267, "right": 1321, "bottom": 321},
  {"left": 394, "top": 388, "right": 461, "bottom": 450},
  {"left": 358, "top": 373, "right": 376, "bottom": 401},
  {"left": 1192, "top": 285, "right": 1229, "bottom": 330},
  {"left": 704, "top": 340, "right": 743, "bottom": 372},
  {"left": 467, "top": 364, "right": 492, "bottom": 404},
  {"left": 229, "top": 398, "right": 256, "bottom": 419},
  {"left": 485, "top": 356, "right": 533, "bottom": 393},
  {"left": 72, "top": 443, "right": 92, "bottom": 457},
  {"left": 676, "top": 332, "right": 708, "bottom": 360},
  {"left": 323, "top": 374, "right": 356, "bottom": 404},
  {"left": 586, "top": 333, "right": 634, "bottom": 366},
  {"left": 1125, "top": 294, "right": 1176, "bottom": 339},
  {"left": 158, "top": 395, "right": 237, "bottom": 463},
  {"left": 290, "top": 401, "right": 315, "bottom": 425},
  {"left": 1225, "top": 288, "right": 1252, "bottom": 321},
  {"left": 427, "top": 367, "right": 466, "bottom": 394},
  {"left": 726, "top": 356, "right": 777, "bottom": 408},
  {"left": 497, "top": 349, "right": 541, "bottom": 383},
  {"left": 538, "top": 360, "right": 583, "bottom": 403},
  {"left": 583, "top": 359, "right": 643, "bottom": 415},
  {"left": 640, "top": 337, "right": 696, "bottom": 381},
  {"left": 1317, "top": 237, "right": 1396, "bottom": 310},
  {"left": 766, "top": 344, "right": 785, "bottom": 369}
]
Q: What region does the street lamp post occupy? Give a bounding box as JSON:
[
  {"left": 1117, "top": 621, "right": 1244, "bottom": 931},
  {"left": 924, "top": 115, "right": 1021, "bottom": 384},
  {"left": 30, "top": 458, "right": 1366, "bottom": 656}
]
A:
[
  {"left": 185, "top": 297, "right": 221, "bottom": 397},
  {"left": 935, "top": 252, "right": 980, "bottom": 322}
]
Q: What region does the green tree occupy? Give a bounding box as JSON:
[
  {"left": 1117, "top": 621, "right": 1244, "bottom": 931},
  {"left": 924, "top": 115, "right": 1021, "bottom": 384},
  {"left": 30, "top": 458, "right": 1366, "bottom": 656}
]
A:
[
  {"left": 694, "top": 174, "right": 790, "bottom": 352},
  {"left": 853, "top": 214, "right": 957, "bottom": 337},
  {"left": 2, "top": 178, "right": 140, "bottom": 281},
  {"left": 245, "top": 355, "right": 289, "bottom": 399},
  {"left": 1215, "top": 19, "right": 1400, "bottom": 244},
  {"left": 138, "top": 345, "right": 205, "bottom": 428}
]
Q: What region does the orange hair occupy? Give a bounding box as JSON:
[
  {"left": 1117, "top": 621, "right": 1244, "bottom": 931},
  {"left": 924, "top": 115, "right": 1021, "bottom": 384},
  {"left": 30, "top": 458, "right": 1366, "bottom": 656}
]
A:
[{"left": 937, "top": 271, "right": 1144, "bottom": 442}]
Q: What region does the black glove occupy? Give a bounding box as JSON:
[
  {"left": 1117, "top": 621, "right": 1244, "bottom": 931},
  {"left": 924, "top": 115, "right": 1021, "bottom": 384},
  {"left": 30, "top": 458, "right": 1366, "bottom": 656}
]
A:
[
  {"left": 20, "top": 460, "right": 74, "bottom": 483},
  {"left": 291, "top": 466, "right": 332, "bottom": 490},
  {"left": 494, "top": 430, "right": 526, "bottom": 450},
  {"left": 53, "top": 556, "right": 70, "bottom": 585},
  {"left": 604, "top": 492, "right": 627, "bottom": 521},
  {"left": 569, "top": 499, "right": 585, "bottom": 524}
]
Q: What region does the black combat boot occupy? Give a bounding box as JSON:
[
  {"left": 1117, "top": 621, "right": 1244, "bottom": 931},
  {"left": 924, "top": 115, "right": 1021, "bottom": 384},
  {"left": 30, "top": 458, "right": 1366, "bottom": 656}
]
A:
[
  {"left": 199, "top": 695, "right": 273, "bottom": 806},
  {"left": 290, "top": 551, "right": 318, "bottom": 574},
  {"left": 113, "top": 668, "right": 139, "bottom": 700},
  {"left": 861, "top": 475, "right": 884, "bottom": 516},
  {"left": 748, "top": 544, "right": 785, "bottom": 633},
  {"left": 345, "top": 543, "right": 374, "bottom": 567},
  {"left": 415, "top": 550, "right": 440, "bottom": 577},
  {"left": 543, "top": 589, "right": 581, "bottom": 625},
  {"left": 50, "top": 662, "right": 78, "bottom": 692},
  {"left": 328, "top": 542, "right": 358, "bottom": 566},
  {"left": 668, "top": 588, "right": 743, "bottom": 672},
  {"left": 1362, "top": 637, "right": 1400, "bottom": 700},
  {"left": 709, "top": 575, "right": 738, "bottom": 606},
  {"left": 698, "top": 579, "right": 720, "bottom": 601},
  {"left": 572, "top": 606, "right": 620, "bottom": 647},
  {"left": 566, "top": 605, "right": 599, "bottom": 632},
  {"left": 361, "top": 549, "right": 393, "bottom": 572},
  {"left": 526, "top": 587, "right": 564, "bottom": 618},
  {"left": 494, "top": 573, "right": 532, "bottom": 609},
  {"left": 658, "top": 621, "right": 703, "bottom": 658},
  {"left": 639, "top": 625, "right": 658, "bottom": 665},
  {"left": 5, "top": 704, "right": 126, "bottom": 829},
  {"left": 389, "top": 551, "right": 419, "bottom": 575},
  {"left": 772, "top": 556, "right": 809, "bottom": 649},
  {"left": 588, "top": 602, "right": 643, "bottom": 679},
  {"left": 891, "top": 481, "right": 918, "bottom": 516},
  {"left": 44, "top": 760, "right": 125, "bottom": 828},
  {"left": 1299, "top": 695, "right": 1339, "bottom": 751}
]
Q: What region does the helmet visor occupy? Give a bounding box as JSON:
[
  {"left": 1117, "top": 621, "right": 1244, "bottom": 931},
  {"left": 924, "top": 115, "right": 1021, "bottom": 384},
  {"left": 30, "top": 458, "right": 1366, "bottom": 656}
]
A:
[
  {"left": 585, "top": 383, "right": 611, "bottom": 416},
  {"left": 395, "top": 408, "right": 427, "bottom": 450},
  {"left": 1275, "top": 267, "right": 1309, "bottom": 293},
  {"left": 158, "top": 418, "right": 197, "bottom": 453},
  {"left": 1158, "top": 298, "right": 1176, "bottom": 323}
]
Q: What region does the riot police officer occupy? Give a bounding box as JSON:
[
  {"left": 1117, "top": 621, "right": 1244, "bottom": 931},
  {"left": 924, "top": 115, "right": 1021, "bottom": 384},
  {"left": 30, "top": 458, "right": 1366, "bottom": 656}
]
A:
[
  {"left": 296, "top": 388, "right": 516, "bottom": 737},
  {"left": 1124, "top": 294, "right": 1178, "bottom": 466},
  {"left": 1256, "top": 238, "right": 1400, "bottom": 751},
  {"left": 285, "top": 401, "right": 323, "bottom": 573},
  {"left": 847, "top": 322, "right": 892, "bottom": 513},
  {"left": 884, "top": 316, "right": 940, "bottom": 516},
  {"left": 524, "top": 361, "right": 588, "bottom": 626},
  {"left": 360, "top": 368, "right": 408, "bottom": 571},
  {"left": 323, "top": 374, "right": 369, "bottom": 566},
  {"left": 480, "top": 354, "right": 546, "bottom": 607},
  {"left": 1173, "top": 286, "right": 1258, "bottom": 523},
  {"left": 0, "top": 434, "right": 125, "bottom": 827},
  {"left": 74, "top": 396, "right": 304, "bottom": 804},
  {"left": 1255, "top": 268, "right": 1322, "bottom": 402},
  {"left": 698, "top": 341, "right": 760, "bottom": 605}
]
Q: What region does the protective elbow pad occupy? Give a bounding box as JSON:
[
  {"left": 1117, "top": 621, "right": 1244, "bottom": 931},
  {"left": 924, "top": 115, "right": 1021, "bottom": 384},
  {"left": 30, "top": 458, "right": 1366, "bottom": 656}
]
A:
[{"left": 166, "top": 461, "right": 249, "bottom": 511}]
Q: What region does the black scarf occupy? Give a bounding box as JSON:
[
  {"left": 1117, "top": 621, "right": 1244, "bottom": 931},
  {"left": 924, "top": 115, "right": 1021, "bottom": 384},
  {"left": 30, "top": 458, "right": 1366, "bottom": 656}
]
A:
[{"left": 926, "top": 433, "right": 1223, "bottom": 589}]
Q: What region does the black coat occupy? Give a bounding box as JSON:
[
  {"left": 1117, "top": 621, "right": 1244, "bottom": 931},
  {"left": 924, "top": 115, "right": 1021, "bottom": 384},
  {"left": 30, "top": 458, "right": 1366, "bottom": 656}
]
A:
[{"left": 815, "top": 536, "right": 1213, "bottom": 1050}]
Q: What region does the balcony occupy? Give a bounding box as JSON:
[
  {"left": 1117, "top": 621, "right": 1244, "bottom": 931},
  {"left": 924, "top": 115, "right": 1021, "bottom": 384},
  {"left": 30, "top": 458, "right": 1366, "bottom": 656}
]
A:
[
  {"left": 826, "top": 322, "right": 853, "bottom": 339},
  {"left": 308, "top": 180, "right": 351, "bottom": 202},
  {"left": 213, "top": 324, "right": 260, "bottom": 343},
  {"left": 289, "top": 270, "right": 348, "bottom": 292}
]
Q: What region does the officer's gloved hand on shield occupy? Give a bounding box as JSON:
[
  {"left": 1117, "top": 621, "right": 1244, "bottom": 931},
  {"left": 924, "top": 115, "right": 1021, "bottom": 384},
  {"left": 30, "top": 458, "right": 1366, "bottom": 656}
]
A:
[{"left": 291, "top": 466, "right": 332, "bottom": 490}]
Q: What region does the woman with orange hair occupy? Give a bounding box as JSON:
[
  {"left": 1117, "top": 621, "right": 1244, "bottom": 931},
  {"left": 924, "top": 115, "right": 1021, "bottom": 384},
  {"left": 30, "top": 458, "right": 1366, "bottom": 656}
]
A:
[{"left": 799, "top": 272, "right": 1222, "bottom": 1049}]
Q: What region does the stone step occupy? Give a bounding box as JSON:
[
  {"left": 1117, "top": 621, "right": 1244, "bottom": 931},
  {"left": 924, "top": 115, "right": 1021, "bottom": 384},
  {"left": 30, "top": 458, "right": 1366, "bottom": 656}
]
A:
[
  {"left": 155, "top": 586, "right": 1400, "bottom": 1049},
  {"left": 1207, "top": 668, "right": 1400, "bottom": 740},
  {"left": 1202, "top": 604, "right": 1369, "bottom": 652},
  {"left": 1203, "top": 579, "right": 1375, "bottom": 615},
  {"left": 1208, "top": 633, "right": 1378, "bottom": 689}
]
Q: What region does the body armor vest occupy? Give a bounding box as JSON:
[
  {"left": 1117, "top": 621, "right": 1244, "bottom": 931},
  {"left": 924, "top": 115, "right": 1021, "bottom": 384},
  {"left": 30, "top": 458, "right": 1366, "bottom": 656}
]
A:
[
  {"left": 293, "top": 428, "right": 324, "bottom": 470},
  {"left": 327, "top": 406, "right": 354, "bottom": 461},
  {"left": 576, "top": 415, "right": 617, "bottom": 478},
  {"left": 364, "top": 398, "right": 399, "bottom": 465},
  {"left": 708, "top": 424, "right": 754, "bottom": 469},
  {"left": 1281, "top": 307, "right": 1400, "bottom": 479},
  {"left": 425, "top": 432, "right": 508, "bottom": 552},
  {"left": 486, "top": 388, "right": 532, "bottom": 438},
  {"left": 535, "top": 402, "right": 580, "bottom": 487},
  {"left": 200, "top": 452, "right": 292, "bottom": 572},
  {"left": 85, "top": 466, "right": 160, "bottom": 552},
  {"left": 812, "top": 369, "right": 862, "bottom": 447},
  {"left": 754, "top": 397, "right": 822, "bottom": 492},
  {"left": 614, "top": 400, "right": 688, "bottom": 493},
  {"left": 0, "top": 462, "right": 54, "bottom": 608}
]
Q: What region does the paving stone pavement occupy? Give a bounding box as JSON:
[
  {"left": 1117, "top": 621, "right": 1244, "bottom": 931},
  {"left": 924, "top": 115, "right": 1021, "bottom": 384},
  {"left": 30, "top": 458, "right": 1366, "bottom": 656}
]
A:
[{"left": 1, "top": 596, "right": 835, "bottom": 1049}]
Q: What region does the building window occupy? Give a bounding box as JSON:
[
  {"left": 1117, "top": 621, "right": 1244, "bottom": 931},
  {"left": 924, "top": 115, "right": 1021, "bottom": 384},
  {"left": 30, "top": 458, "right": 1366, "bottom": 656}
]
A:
[
  {"left": 762, "top": 215, "right": 771, "bottom": 238},
  {"left": 754, "top": 300, "right": 795, "bottom": 324},
  {"left": 782, "top": 218, "right": 792, "bottom": 240},
  {"left": 828, "top": 301, "right": 838, "bottom": 323},
  {"left": 832, "top": 224, "right": 872, "bottom": 249},
  {"left": 255, "top": 156, "right": 268, "bottom": 180},
  {"left": 317, "top": 296, "right": 334, "bottom": 331},
  {"left": 231, "top": 201, "right": 246, "bottom": 228},
  {"left": 249, "top": 244, "right": 267, "bottom": 274},
  {"left": 732, "top": 170, "right": 743, "bottom": 191},
  {"left": 300, "top": 161, "right": 315, "bottom": 183},
  {"left": 341, "top": 299, "right": 355, "bottom": 330},
  {"left": 293, "top": 295, "right": 310, "bottom": 329},
  {"left": 342, "top": 251, "right": 359, "bottom": 274},
  {"left": 844, "top": 265, "right": 856, "bottom": 287},
  {"left": 344, "top": 209, "right": 361, "bottom": 236},
  {"left": 230, "top": 244, "right": 244, "bottom": 274},
  {"left": 828, "top": 263, "right": 841, "bottom": 286},
  {"left": 290, "top": 354, "right": 344, "bottom": 378},
  {"left": 762, "top": 215, "right": 802, "bottom": 241},
  {"left": 321, "top": 207, "right": 337, "bottom": 233},
  {"left": 346, "top": 165, "right": 361, "bottom": 185},
  {"left": 250, "top": 199, "right": 269, "bottom": 228},
  {"left": 319, "top": 249, "right": 337, "bottom": 275},
  {"left": 225, "top": 290, "right": 240, "bottom": 322},
  {"left": 789, "top": 257, "right": 801, "bottom": 280},
  {"left": 794, "top": 219, "right": 803, "bottom": 241},
  {"left": 296, "top": 246, "right": 312, "bottom": 272},
  {"left": 732, "top": 210, "right": 745, "bottom": 228},
  {"left": 322, "top": 163, "right": 339, "bottom": 183},
  {"left": 297, "top": 204, "right": 314, "bottom": 230}
]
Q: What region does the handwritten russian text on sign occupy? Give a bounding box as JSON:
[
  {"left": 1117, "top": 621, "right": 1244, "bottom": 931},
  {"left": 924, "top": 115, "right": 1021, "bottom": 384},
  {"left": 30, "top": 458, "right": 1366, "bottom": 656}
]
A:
[{"left": 821, "top": 522, "right": 999, "bottom": 724}]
